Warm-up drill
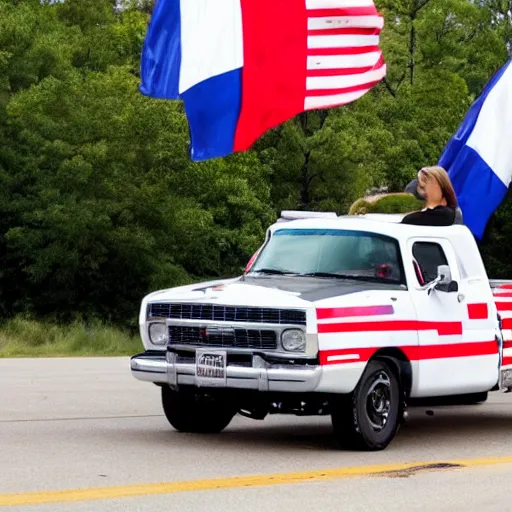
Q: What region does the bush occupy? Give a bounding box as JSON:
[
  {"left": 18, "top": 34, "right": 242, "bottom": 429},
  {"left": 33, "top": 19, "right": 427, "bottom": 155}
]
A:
[
  {"left": 0, "top": 316, "right": 142, "bottom": 357},
  {"left": 348, "top": 193, "right": 424, "bottom": 215}
]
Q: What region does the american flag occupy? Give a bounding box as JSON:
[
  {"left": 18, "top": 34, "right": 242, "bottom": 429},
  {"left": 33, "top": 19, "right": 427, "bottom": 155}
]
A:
[
  {"left": 140, "top": 0, "right": 386, "bottom": 161},
  {"left": 305, "top": 0, "right": 385, "bottom": 110}
]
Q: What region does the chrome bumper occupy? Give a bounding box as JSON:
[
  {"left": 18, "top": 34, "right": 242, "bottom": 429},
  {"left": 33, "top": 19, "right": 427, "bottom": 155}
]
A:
[
  {"left": 130, "top": 351, "right": 323, "bottom": 392},
  {"left": 130, "top": 352, "right": 168, "bottom": 383}
]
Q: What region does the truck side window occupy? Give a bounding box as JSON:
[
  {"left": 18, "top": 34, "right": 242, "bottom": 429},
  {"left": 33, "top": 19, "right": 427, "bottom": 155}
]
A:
[{"left": 412, "top": 242, "right": 449, "bottom": 285}]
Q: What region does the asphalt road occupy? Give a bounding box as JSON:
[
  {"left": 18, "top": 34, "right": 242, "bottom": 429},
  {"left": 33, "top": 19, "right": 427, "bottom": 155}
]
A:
[{"left": 1, "top": 357, "right": 512, "bottom": 511}]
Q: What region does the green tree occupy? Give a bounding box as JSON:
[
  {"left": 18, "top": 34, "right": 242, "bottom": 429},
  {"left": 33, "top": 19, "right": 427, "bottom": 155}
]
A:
[
  {"left": 2, "top": 65, "right": 273, "bottom": 322},
  {"left": 2, "top": 0, "right": 512, "bottom": 327}
]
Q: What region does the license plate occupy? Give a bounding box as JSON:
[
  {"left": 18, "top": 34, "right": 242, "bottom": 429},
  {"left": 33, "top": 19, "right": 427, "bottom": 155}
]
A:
[
  {"left": 500, "top": 368, "right": 512, "bottom": 390},
  {"left": 195, "top": 349, "right": 227, "bottom": 387}
]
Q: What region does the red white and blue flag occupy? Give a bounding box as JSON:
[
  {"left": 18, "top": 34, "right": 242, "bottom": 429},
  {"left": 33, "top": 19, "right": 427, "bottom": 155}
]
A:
[{"left": 140, "top": 0, "right": 386, "bottom": 161}]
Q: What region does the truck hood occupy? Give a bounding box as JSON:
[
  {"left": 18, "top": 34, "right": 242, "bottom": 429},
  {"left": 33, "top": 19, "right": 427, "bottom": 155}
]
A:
[
  {"left": 144, "top": 275, "right": 404, "bottom": 308},
  {"left": 145, "top": 277, "right": 308, "bottom": 309},
  {"left": 240, "top": 275, "right": 404, "bottom": 302}
]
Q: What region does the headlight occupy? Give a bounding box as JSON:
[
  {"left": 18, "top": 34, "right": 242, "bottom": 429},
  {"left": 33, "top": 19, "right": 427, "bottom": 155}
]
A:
[
  {"left": 148, "top": 322, "right": 167, "bottom": 345},
  {"left": 281, "top": 329, "right": 306, "bottom": 352}
]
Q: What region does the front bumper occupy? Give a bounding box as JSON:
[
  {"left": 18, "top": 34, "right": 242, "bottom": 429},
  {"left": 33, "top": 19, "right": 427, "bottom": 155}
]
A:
[
  {"left": 130, "top": 350, "right": 323, "bottom": 392},
  {"left": 130, "top": 351, "right": 168, "bottom": 383}
]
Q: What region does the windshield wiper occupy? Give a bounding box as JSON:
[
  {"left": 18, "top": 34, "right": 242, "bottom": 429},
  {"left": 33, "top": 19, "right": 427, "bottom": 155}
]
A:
[
  {"left": 252, "top": 268, "right": 297, "bottom": 276},
  {"left": 300, "top": 272, "right": 355, "bottom": 279},
  {"left": 300, "top": 272, "right": 382, "bottom": 282}
]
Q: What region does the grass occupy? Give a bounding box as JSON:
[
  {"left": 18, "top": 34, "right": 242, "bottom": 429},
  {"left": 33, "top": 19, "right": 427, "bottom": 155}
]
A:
[{"left": 0, "top": 316, "right": 143, "bottom": 358}]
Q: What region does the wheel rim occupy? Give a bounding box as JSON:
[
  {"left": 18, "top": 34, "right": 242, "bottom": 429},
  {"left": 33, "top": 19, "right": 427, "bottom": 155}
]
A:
[{"left": 365, "top": 371, "right": 392, "bottom": 432}]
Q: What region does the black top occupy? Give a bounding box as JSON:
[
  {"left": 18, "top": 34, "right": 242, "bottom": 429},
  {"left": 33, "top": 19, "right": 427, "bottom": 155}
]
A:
[
  {"left": 404, "top": 178, "right": 463, "bottom": 224},
  {"left": 401, "top": 206, "right": 456, "bottom": 226}
]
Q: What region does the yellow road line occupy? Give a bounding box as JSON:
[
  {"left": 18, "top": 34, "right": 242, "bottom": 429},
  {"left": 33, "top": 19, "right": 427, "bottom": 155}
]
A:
[{"left": 1, "top": 456, "right": 512, "bottom": 507}]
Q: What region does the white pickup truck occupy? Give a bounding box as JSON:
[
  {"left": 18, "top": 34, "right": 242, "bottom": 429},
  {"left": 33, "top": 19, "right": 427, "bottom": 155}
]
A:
[{"left": 130, "top": 211, "right": 512, "bottom": 451}]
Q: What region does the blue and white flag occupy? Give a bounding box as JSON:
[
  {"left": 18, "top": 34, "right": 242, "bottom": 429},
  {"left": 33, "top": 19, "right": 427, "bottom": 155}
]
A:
[{"left": 438, "top": 58, "right": 512, "bottom": 240}]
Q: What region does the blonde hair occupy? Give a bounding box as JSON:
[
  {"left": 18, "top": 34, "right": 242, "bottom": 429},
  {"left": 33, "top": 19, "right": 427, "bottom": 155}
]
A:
[{"left": 419, "top": 166, "right": 457, "bottom": 209}]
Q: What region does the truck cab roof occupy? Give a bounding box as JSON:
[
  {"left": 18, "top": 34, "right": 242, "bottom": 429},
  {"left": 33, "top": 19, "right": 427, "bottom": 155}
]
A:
[{"left": 268, "top": 214, "right": 472, "bottom": 242}]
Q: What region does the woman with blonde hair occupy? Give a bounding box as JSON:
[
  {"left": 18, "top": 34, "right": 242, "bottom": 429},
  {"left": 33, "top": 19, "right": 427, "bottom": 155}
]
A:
[{"left": 401, "top": 166, "right": 459, "bottom": 226}]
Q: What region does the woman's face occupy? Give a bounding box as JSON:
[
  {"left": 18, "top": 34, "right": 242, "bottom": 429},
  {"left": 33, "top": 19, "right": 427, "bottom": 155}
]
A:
[{"left": 418, "top": 172, "right": 443, "bottom": 203}]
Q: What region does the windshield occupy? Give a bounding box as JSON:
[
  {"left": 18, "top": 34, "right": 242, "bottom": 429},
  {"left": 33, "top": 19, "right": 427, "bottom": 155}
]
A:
[{"left": 249, "top": 228, "right": 404, "bottom": 284}]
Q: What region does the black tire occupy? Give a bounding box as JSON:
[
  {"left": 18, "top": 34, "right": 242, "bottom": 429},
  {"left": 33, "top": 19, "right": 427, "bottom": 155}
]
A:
[
  {"left": 331, "top": 359, "right": 401, "bottom": 451},
  {"left": 161, "top": 386, "right": 235, "bottom": 433}
]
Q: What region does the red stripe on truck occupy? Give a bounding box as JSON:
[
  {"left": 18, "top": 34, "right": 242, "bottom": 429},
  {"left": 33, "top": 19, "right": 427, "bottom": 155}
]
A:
[
  {"left": 320, "top": 341, "right": 497, "bottom": 365},
  {"left": 502, "top": 356, "right": 512, "bottom": 367},
  {"left": 318, "top": 320, "right": 462, "bottom": 336},
  {"left": 316, "top": 305, "right": 394, "bottom": 319},
  {"left": 496, "top": 302, "right": 512, "bottom": 311},
  {"left": 502, "top": 318, "right": 512, "bottom": 330},
  {"left": 467, "top": 303, "right": 488, "bottom": 319}
]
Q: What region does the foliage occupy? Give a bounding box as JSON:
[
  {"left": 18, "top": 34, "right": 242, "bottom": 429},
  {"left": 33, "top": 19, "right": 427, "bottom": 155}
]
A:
[
  {"left": 0, "top": 0, "right": 511, "bottom": 330},
  {"left": 480, "top": 189, "right": 512, "bottom": 279},
  {"left": 0, "top": 315, "right": 141, "bottom": 357},
  {"left": 348, "top": 193, "right": 424, "bottom": 215}
]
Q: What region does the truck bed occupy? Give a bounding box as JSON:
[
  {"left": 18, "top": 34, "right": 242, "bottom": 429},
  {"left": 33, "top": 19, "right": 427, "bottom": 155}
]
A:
[{"left": 490, "top": 280, "right": 512, "bottom": 368}]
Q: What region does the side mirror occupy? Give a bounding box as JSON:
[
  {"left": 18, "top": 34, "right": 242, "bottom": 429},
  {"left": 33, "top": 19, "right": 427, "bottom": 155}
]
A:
[
  {"left": 416, "top": 265, "right": 458, "bottom": 294},
  {"left": 436, "top": 265, "right": 452, "bottom": 285},
  {"left": 447, "top": 280, "right": 459, "bottom": 292},
  {"left": 435, "top": 265, "right": 459, "bottom": 293}
]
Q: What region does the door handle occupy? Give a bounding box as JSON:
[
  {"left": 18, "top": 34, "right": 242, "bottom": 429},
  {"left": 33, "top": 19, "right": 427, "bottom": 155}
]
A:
[{"left": 457, "top": 293, "right": 465, "bottom": 303}]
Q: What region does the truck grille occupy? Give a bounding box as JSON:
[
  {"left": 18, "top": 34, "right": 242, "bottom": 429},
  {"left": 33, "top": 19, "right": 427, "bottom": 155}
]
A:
[
  {"left": 149, "top": 303, "right": 306, "bottom": 326},
  {"left": 168, "top": 326, "right": 278, "bottom": 350}
]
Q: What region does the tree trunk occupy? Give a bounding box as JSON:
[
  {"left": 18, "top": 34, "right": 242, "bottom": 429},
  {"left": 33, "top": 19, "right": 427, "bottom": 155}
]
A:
[
  {"left": 297, "top": 111, "right": 329, "bottom": 209},
  {"left": 300, "top": 151, "right": 312, "bottom": 209},
  {"left": 408, "top": 0, "right": 433, "bottom": 86},
  {"left": 409, "top": 16, "right": 416, "bottom": 86}
]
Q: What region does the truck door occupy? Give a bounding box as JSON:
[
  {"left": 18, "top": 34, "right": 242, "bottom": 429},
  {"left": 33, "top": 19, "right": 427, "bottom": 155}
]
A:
[
  {"left": 457, "top": 262, "right": 500, "bottom": 384},
  {"left": 407, "top": 237, "right": 498, "bottom": 397}
]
